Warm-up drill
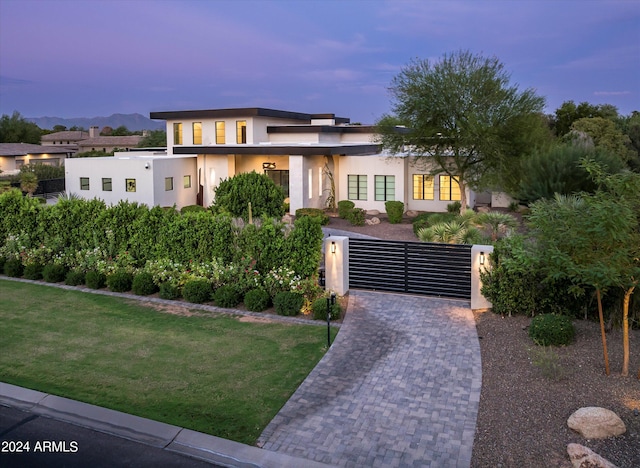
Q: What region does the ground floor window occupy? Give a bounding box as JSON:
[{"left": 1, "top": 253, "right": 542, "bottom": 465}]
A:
[
  {"left": 439, "top": 175, "right": 461, "bottom": 201},
  {"left": 375, "top": 175, "right": 395, "bottom": 201},
  {"left": 348, "top": 174, "right": 367, "bottom": 200},
  {"left": 102, "top": 178, "right": 112, "bottom": 191},
  {"left": 126, "top": 178, "right": 136, "bottom": 192},
  {"left": 80, "top": 177, "right": 90, "bottom": 190},
  {"left": 413, "top": 174, "right": 434, "bottom": 200},
  {"left": 265, "top": 169, "right": 289, "bottom": 197}
]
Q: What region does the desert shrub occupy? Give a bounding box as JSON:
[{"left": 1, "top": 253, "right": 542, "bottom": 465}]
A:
[
  {"left": 273, "top": 291, "right": 304, "bottom": 316},
  {"left": 311, "top": 296, "right": 342, "bottom": 320},
  {"left": 337, "top": 200, "right": 355, "bottom": 219},
  {"left": 85, "top": 270, "right": 106, "bottom": 289},
  {"left": 106, "top": 270, "right": 133, "bottom": 292},
  {"left": 244, "top": 288, "right": 271, "bottom": 312},
  {"left": 385, "top": 201, "right": 404, "bottom": 224},
  {"left": 282, "top": 216, "right": 324, "bottom": 278},
  {"left": 295, "top": 208, "right": 329, "bottom": 225},
  {"left": 347, "top": 207, "right": 366, "bottom": 226},
  {"left": 159, "top": 282, "right": 181, "bottom": 300},
  {"left": 64, "top": 270, "right": 85, "bottom": 286},
  {"left": 213, "top": 284, "right": 242, "bottom": 308},
  {"left": 42, "top": 264, "right": 66, "bottom": 283},
  {"left": 447, "top": 201, "right": 461, "bottom": 213},
  {"left": 4, "top": 258, "right": 23, "bottom": 278},
  {"left": 132, "top": 272, "right": 158, "bottom": 296},
  {"left": 180, "top": 205, "right": 205, "bottom": 214},
  {"left": 212, "top": 171, "right": 285, "bottom": 220},
  {"left": 508, "top": 201, "right": 520, "bottom": 212},
  {"left": 529, "top": 314, "right": 575, "bottom": 346},
  {"left": 23, "top": 263, "right": 44, "bottom": 280},
  {"left": 182, "top": 279, "right": 212, "bottom": 303}
]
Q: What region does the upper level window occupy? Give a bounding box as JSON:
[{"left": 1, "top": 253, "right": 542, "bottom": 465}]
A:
[
  {"left": 102, "top": 178, "right": 112, "bottom": 191},
  {"left": 236, "top": 120, "right": 247, "bottom": 144},
  {"left": 173, "top": 123, "right": 183, "bottom": 145},
  {"left": 80, "top": 177, "right": 90, "bottom": 190},
  {"left": 439, "top": 175, "right": 461, "bottom": 201},
  {"left": 413, "top": 174, "right": 434, "bottom": 200},
  {"left": 348, "top": 174, "right": 367, "bottom": 201},
  {"left": 183, "top": 175, "right": 192, "bottom": 188},
  {"left": 192, "top": 122, "right": 202, "bottom": 145},
  {"left": 216, "top": 121, "right": 225, "bottom": 144},
  {"left": 375, "top": 175, "right": 395, "bottom": 201},
  {"left": 126, "top": 178, "right": 136, "bottom": 192},
  {"left": 165, "top": 177, "right": 173, "bottom": 191}
]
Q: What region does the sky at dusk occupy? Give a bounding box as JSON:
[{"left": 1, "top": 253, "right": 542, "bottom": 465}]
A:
[{"left": 1, "top": 0, "right": 638, "bottom": 124}]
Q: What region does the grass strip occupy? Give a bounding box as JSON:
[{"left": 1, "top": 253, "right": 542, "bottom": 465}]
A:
[{"left": 0, "top": 280, "right": 336, "bottom": 444}]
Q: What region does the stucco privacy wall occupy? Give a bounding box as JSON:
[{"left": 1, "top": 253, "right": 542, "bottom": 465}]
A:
[{"left": 66, "top": 154, "right": 197, "bottom": 209}]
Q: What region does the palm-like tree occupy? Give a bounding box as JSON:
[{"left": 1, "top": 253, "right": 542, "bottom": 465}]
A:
[{"left": 20, "top": 171, "right": 38, "bottom": 197}]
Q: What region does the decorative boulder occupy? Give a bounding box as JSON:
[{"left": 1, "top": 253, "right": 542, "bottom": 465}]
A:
[
  {"left": 567, "top": 443, "right": 617, "bottom": 468},
  {"left": 366, "top": 209, "right": 380, "bottom": 216},
  {"left": 365, "top": 217, "right": 380, "bottom": 225},
  {"left": 567, "top": 407, "right": 626, "bottom": 439},
  {"left": 282, "top": 214, "right": 293, "bottom": 224},
  {"left": 405, "top": 210, "right": 419, "bottom": 218}
]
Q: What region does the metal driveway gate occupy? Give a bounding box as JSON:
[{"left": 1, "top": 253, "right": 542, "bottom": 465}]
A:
[{"left": 348, "top": 238, "right": 472, "bottom": 299}]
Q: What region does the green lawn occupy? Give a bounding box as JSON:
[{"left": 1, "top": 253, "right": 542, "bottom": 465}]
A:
[{"left": 0, "top": 280, "right": 335, "bottom": 445}]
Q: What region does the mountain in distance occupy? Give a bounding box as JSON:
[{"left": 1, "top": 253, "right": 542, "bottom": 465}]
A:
[{"left": 27, "top": 113, "right": 165, "bottom": 131}]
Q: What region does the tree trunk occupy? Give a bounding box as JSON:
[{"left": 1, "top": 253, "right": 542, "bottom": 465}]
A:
[
  {"left": 596, "top": 289, "right": 610, "bottom": 376},
  {"left": 458, "top": 178, "right": 467, "bottom": 213},
  {"left": 621, "top": 285, "right": 635, "bottom": 377}
]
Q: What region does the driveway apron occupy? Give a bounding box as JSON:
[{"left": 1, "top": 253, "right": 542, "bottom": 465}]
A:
[{"left": 258, "top": 290, "right": 482, "bottom": 467}]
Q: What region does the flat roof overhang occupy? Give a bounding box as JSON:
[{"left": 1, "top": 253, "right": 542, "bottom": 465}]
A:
[{"left": 173, "top": 144, "right": 381, "bottom": 156}]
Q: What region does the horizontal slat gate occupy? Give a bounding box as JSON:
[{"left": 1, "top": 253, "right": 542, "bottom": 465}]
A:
[{"left": 349, "top": 239, "right": 471, "bottom": 299}]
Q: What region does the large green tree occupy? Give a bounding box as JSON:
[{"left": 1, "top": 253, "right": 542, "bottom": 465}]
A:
[
  {"left": 567, "top": 117, "right": 635, "bottom": 164},
  {"left": 0, "top": 111, "right": 42, "bottom": 144},
  {"left": 377, "top": 50, "right": 546, "bottom": 211},
  {"left": 552, "top": 100, "right": 619, "bottom": 137},
  {"left": 138, "top": 130, "right": 167, "bottom": 147}
]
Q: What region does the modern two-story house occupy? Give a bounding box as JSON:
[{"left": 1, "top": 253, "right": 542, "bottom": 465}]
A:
[{"left": 65, "top": 107, "right": 478, "bottom": 212}]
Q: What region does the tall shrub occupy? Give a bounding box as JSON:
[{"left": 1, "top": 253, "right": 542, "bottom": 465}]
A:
[
  {"left": 283, "top": 216, "right": 323, "bottom": 278},
  {"left": 212, "top": 171, "right": 285, "bottom": 220},
  {"left": 385, "top": 201, "right": 404, "bottom": 224}
]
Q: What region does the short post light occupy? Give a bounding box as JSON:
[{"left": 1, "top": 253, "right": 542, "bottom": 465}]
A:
[
  {"left": 330, "top": 241, "right": 336, "bottom": 254},
  {"left": 326, "top": 292, "right": 336, "bottom": 347},
  {"left": 479, "top": 251, "right": 485, "bottom": 266}
]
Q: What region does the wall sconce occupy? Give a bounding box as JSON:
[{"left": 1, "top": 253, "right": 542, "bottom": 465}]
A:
[
  {"left": 479, "top": 251, "right": 485, "bottom": 265},
  {"left": 330, "top": 241, "right": 336, "bottom": 254},
  {"left": 262, "top": 162, "right": 276, "bottom": 170}
]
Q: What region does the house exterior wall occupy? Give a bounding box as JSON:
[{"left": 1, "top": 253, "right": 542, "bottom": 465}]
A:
[
  {"left": 65, "top": 155, "right": 197, "bottom": 209},
  {"left": 337, "top": 155, "right": 406, "bottom": 212},
  {"left": 0, "top": 156, "right": 16, "bottom": 172}
]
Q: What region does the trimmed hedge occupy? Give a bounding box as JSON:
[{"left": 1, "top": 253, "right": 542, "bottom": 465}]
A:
[
  {"left": 213, "top": 284, "right": 242, "bottom": 308},
  {"left": 23, "top": 263, "right": 44, "bottom": 280},
  {"left": 337, "top": 200, "right": 355, "bottom": 219},
  {"left": 385, "top": 201, "right": 404, "bottom": 224},
  {"left": 85, "top": 270, "right": 106, "bottom": 289},
  {"left": 273, "top": 291, "right": 304, "bottom": 316},
  {"left": 4, "top": 259, "right": 23, "bottom": 278},
  {"left": 529, "top": 314, "right": 575, "bottom": 346},
  {"left": 106, "top": 270, "right": 133, "bottom": 293},
  {"left": 183, "top": 279, "right": 212, "bottom": 304},
  {"left": 132, "top": 272, "right": 158, "bottom": 296},
  {"left": 295, "top": 208, "right": 329, "bottom": 225},
  {"left": 42, "top": 264, "right": 66, "bottom": 283},
  {"left": 311, "top": 296, "right": 342, "bottom": 320},
  {"left": 65, "top": 270, "right": 85, "bottom": 286},
  {"left": 244, "top": 288, "right": 271, "bottom": 312},
  {"left": 159, "top": 282, "right": 181, "bottom": 300}
]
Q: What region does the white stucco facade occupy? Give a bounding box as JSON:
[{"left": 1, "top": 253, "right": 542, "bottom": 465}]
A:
[{"left": 65, "top": 152, "right": 197, "bottom": 209}]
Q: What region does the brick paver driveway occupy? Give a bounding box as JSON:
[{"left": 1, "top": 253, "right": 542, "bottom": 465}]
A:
[{"left": 258, "top": 290, "right": 481, "bottom": 467}]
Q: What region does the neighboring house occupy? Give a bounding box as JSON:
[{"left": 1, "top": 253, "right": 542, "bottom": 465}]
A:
[
  {"left": 66, "top": 107, "right": 478, "bottom": 212},
  {"left": 0, "top": 143, "right": 71, "bottom": 174},
  {"left": 42, "top": 127, "right": 144, "bottom": 154}
]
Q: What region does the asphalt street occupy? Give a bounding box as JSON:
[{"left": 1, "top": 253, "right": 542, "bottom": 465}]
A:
[{"left": 0, "top": 405, "right": 222, "bottom": 468}]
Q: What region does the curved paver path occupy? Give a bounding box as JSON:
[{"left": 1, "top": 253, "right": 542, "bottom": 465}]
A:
[{"left": 258, "top": 290, "right": 481, "bottom": 467}]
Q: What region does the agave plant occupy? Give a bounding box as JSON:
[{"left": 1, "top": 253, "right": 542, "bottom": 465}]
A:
[
  {"left": 418, "top": 219, "right": 468, "bottom": 244},
  {"left": 475, "top": 211, "right": 519, "bottom": 242}
]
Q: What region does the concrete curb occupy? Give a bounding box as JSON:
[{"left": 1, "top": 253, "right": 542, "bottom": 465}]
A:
[{"left": 0, "top": 382, "right": 333, "bottom": 467}]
